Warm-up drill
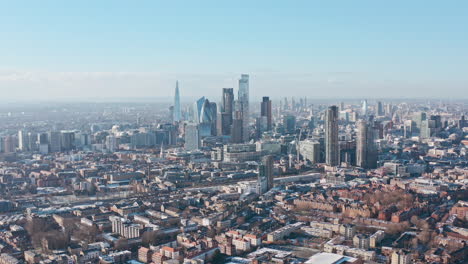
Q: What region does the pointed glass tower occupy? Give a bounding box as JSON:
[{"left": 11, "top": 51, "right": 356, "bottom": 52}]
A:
[{"left": 173, "top": 81, "right": 181, "bottom": 122}]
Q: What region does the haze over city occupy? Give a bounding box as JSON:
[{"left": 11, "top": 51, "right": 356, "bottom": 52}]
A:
[
  {"left": 1, "top": 1, "right": 468, "bottom": 101},
  {"left": 0, "top": 2, "right": 467, "bottom": 264}
]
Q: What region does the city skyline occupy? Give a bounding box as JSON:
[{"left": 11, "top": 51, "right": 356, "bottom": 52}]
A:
[
  {"left": 0, "top": 2, "right": 467, "bottom": 264},
  {"left": 1, "top": 1, "right": 468, "bottom": 101}
]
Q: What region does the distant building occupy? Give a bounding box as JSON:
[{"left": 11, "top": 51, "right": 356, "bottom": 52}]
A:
[
  {"left": 192, "top": 97, "right": 217, "bottom": 136},
  {"left": 377, "top": 101, "right": 384, "bottom": 116},
  {"left": 391, "top": 250, "right": 412, "bottom": 264},
  {"left": 257, "top": 155, "right": 274, "bottom": 194},
  {"left": 325, "top": 106, "right": 339, "bottom": 166},
  {"left": 110, "top": 216, "right": 143, "bottom": 239},
  {"left": 238, "top": 74, "right": 250, "bottom": 142},
  {"left": 230, "top": 111, "right": 244, "bottom": 143},
  {"left": 356, "top": 120, "right": 377, "bottom": 169},
  {"left": 412, "top": 112, "right": 427, "bottom": 135},
  {"left": 261, "top": 96, "right": 272, "bottom": 131},
  {"left": 105, "top": 135, "right": 118, "bottom": 152},
  {"left": 173, "top": 81, "right": 181, "bottom": 122},
  {"left": 421, "top": 115, "right": 442, "bottom": 138},
  {"left": 223, "top": 143, "right": 261, "bottom": 163},
  {"left": 48, "top": 131, "right": 61, "bottom": 152},
  {"left": 282, "top": 115, "right": 296, "bottom": 134},
  {"left": 18, "top": 130, "right": 29, "bottom": 151},
  {"left": 2, "top": 135, "right": 16, "bottom": 153},
  {"left": 217, "top": 88, "right": 234, "bottom": 136},
  {"left": 299, "top": 139, "right": 321, "bottom": 164},
  {"left": 60, "top": 131, "right": 75, "bottom": 151},
  {"left": 184, "top": 123, "right": 200, "bottom": 150}
]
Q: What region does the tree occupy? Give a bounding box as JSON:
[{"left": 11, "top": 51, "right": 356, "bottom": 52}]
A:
[
  {"left": 115, "top": 238, "right": 129, "bottom": 250},
  {"left": 141, "top": 230, "right": 164, "bottom": 246}
]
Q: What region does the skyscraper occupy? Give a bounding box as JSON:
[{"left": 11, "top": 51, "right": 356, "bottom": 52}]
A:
[
  {"left": 173, "top": 81, "right": 181, "bottom": 122},
  {"left": 217, "top": 88, "right": 234, "bottom": 136},
  {"left": 356, "top": 120, "right": 377, "bottom": 169},
  {"left": 421, "top": 115, "right": 442, "bottom": 138},
  {"left": 106, "top": 135, "right": 118, "bottom": 152},
  {"left": 3, "top": 135, "right": 15, "bottom": 153},
  {"left": 60, "top": 131, "right": 75, "bottom": 151},
  {"left": 412, "top": 112, "right": 427, "bottom": 135},
  {"left": 238, "top": 74, "right": 249, "bottom": 142},
  {"left": 184, "top": 123, "right": 200, "bottom": 150},
  {"left": 361, "top": 99, "right": 368, "bottom": 119},
  {"left": 48, "top": 131, "right": 61, "bottom": 152},
  {"left": 257, "top": 155, "right": 274, "bottom": 194},
  {"left": 231, "top": 111, "right": 243, "bottom": 143},
  {"left": 282, "top": 115, "right": 296, "bottom": 134},
  {"left": 192, "top": 97, "right": 217, "bottom": 136},
  {"left": 261, "top": 96, "right": 272, "bottom": 131},
  {"left": 325, "top": 106, "right": 339, "bottom": 166},
  {"left": 18, "top": 130, "right": 29, "bottom": 152},
  {"left": 377, "top": 101, "right": 384, "bottom": 116}
]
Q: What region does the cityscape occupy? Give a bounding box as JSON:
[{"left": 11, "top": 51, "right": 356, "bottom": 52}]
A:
[{"left": 1, "top": 2, "right": 467, "bottom": 264}]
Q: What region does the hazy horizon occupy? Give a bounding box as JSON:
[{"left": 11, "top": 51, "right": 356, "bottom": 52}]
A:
[{"left": 1, "top": 1, "right": 467, "bottom": 100}]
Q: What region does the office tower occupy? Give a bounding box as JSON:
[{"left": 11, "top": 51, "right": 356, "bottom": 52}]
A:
[
  {"left": 37, "top": 133, "right": 48, "bottom": 145},
  {"left": 385, "top": 103, "right": 393, "bottom": 116},
  {"left": 261, "top": 96, "right": 272, "bottom": 130},
  {"left": 257, "top": 155, "right": 274, "bottom": 194},
  {"left": 356, "top": 120, "right": 377, "bottom": 169},
  {"left": 173, "top": 81, "right": 181, "bottom": 122},
  {"left": 282, "top": 115, "right": 296, "bottom": 134},
  {"left": 255, "top": 117, "right": 268, "bottom": 139},
  {"left": 192, "top": 97, "right": 217, "bottom": 136},
  {"left": 350, "top": 111, "right": 359, "bottom": 122},
  {"left": 264, "top": 155, "right": 274, "bottom": 190},
  {"left": 299, "top": 139, "right": 320, "bottom": 164},
  {"left": 238, "top": 74, "right": 249, "bottom": 142},
  {"left": 208, "top": 101, "right": 218, "bottom": 135},
  {"left": 308, "top": 116, "right": 316, "bottom": 130},
  {"left": 459, "top": 115, "right": 466, "bottom": 128},
  {"left": 26, "top": 132, "right": 37, "bottom": 151},
  {"left": 361, "top": 99, "right": 368, "bottom": 119},
  {"left": 339, "top": 111, "right": 350, "bottom": 122},
  {"left": 231, "top": 111, "right": 243, "bottom": 143},
  {"left": 340, "top": 102, "right": 345, "bottom": 111},
  {"left": 60, "top": 131, "right": 75, "bottom": 151},
  {"left": 377, "top": 101, "right": 384, "bottom": 116},
  {"left": 18, "top": 130, "right": 29, "bottom": 152},
  {"left": 48, "top": 131, "right": 62, "bottom": 152},
  {"left": 3, "top": 136, "right": 15, "bottom": 153},
  {"left": 222, "top": 88, "right": 234, "bottom": 115},
  {"left": 325, "top": 106, "right": 339, "bottom": 166},
  {"left": 37, "top": 133, "right": 49, "bottom": 154},
  {"left": 421, "top": 115, "right": 442, "bottom": 138},
  {"left": 412, "top": 112, "right": 427, "bottom": 134},
  {"left": 184, "top": 123, "right": 200, "bottom": 150},
  {"left": 218, "top": 88, "right": 234, "bottom": 136},
  {"left": 75, "top": 132, "right": 91, "bottom": 149},
  {"left": 106, "top": 135, "right": 118, "bottom": 152},
  {"left": 403, "top": 120, "right": 414, "bottom": 138}
]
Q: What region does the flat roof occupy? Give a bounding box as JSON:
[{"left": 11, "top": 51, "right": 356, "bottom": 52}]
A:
[{"left": 305, "top": 252, "right": 357, "bottom": 264}]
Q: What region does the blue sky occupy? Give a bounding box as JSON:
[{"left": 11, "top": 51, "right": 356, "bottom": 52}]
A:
[{"left": 0, "top": 1, "right": 467, "bottom": 101}]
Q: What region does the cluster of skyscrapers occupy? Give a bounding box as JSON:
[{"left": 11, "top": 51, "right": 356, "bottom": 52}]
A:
[{"left": 176, "top": 74, "right": 273, "bottom": 150}]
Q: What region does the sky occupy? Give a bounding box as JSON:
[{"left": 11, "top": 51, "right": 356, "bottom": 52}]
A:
[{"left": 0, "top": 0, "right": 467, "bottom": 102}]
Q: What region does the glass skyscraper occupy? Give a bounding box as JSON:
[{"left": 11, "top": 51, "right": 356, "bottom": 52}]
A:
[
  {"left": 325, "top": 106, "right": 339, "bottom": 166},
  {"left": 173, "top": 81, "right": 181, "bottom": 122},
  {"left": 238, "top": 74, "right": 249, "bottom": 142}
]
